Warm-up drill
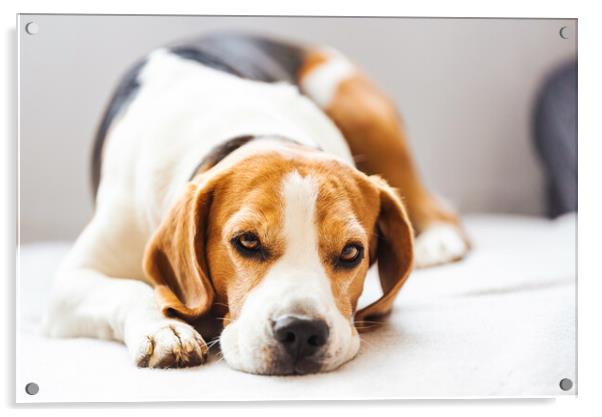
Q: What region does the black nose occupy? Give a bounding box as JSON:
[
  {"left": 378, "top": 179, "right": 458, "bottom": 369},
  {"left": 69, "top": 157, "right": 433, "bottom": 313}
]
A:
[{"left": 273, "top": 316, "right": 329, "bottom": 360}]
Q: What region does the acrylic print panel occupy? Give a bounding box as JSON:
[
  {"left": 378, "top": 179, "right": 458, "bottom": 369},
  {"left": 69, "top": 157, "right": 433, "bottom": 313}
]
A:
[{"left": 17, "top": 14, "right": 577, "bottom": 402}]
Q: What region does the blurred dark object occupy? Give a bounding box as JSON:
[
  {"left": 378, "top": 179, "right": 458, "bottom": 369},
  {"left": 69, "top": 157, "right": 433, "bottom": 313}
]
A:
[{"left": 533, "top": 60, "right": 577, "bottom": 218}]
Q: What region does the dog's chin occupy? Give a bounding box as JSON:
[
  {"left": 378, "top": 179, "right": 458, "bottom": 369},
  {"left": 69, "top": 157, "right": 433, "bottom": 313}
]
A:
[{"left": 219, "top": 320, "right": 361, "bottom": 375}]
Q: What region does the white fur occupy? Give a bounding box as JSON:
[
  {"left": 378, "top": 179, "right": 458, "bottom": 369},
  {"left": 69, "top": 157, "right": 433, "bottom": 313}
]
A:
[
  {"left": 220, "top": 172, "right": 360, "bottom": 374},
  {"left": 414, "top": 223, "right": 469, "bottom": 268},
  {"left": 300, "top": 49, "right": 355, "bottom": 108},
  {"left": 43, "top": 50, "right": 355, "bottom": 369}
]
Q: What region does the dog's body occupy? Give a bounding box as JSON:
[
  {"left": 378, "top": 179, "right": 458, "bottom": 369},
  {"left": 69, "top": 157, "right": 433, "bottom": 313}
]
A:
[{"left": 44, "top": 34, "right": 469, "bottom": 374}]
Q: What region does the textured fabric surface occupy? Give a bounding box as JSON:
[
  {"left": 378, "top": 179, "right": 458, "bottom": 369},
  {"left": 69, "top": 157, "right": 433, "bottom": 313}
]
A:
[{"left": 16, "top": 214, "right": 576, "bottom": 402}]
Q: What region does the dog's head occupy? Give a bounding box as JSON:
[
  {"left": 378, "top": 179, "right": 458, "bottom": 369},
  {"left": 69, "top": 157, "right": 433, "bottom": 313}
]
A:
[{"left": 144, "top": 138, "right": 414, "bottom": 375}]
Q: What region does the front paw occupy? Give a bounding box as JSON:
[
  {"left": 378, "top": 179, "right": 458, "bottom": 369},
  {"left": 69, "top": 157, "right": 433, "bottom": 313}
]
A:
[
  {"left": 128, "top": 320, "right": 208, "bottom": 368},
  {"left": 414, "top": 223, "right": 470, "bottom": 268}
]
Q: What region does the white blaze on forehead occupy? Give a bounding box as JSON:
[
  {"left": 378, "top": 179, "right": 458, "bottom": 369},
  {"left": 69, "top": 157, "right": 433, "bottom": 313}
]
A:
[{"left": 280, "top": 171, "right": 320, "bottom": 265}]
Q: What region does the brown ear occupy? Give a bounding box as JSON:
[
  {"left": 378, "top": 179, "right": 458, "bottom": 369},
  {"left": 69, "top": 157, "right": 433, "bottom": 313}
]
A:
[
  {"left": 355, "top": 176, "right": 414, "bottom": 323},
  {"left": 143, "top": 179, "right": 215, "bottom": 322}
]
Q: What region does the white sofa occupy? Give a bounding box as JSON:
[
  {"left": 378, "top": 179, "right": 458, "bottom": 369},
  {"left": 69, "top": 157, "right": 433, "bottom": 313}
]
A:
[{"left": 16, "top": 214, "right": 576, "bottom": 402}]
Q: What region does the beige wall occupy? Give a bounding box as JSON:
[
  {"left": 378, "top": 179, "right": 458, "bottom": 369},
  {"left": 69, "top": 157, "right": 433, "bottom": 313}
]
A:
[{"left": 18, "top": 15, "right": 577, "bottom": 242}]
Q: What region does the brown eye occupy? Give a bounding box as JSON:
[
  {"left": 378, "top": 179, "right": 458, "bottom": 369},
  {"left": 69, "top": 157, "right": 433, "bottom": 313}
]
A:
[
  {"left": 337, "top": 243, "right": 364, "bottom": 268},
  {"left": 238, "top": 233, "right": 259, "bottom": 249},
  {"left": 232, "top": 232, "right": 267, "bottom": 260},
  {"left": 341, "top": 245, "right": 359, "bottom": 261}
]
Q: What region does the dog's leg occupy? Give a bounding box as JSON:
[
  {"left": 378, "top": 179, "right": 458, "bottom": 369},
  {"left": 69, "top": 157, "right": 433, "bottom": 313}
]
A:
[
  {"left": 300, "top": 52, "right": 470, "bottom": 267},
  {"left": 43, "top": 208, "right": 208, "bottom": 368}
]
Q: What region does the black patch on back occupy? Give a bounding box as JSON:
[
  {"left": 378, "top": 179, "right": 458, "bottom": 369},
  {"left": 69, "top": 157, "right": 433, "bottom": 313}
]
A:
[
  {"left": 171, "top": 33, "right": 306, "bottom": 83},
  {"left": 91, "top": 33, "right": 308, "bottom": 199},
  {"left": 91, "top": 57, "right": 147, "bottom": 196}
]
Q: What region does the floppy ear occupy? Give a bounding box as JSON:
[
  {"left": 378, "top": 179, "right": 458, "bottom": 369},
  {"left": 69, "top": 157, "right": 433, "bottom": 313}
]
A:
[
  {"left": 143, "top": 179, "right": 215, "bottom": 322},
  {"left": 355, "top": 176, "right": 414, "bottom": 323}
]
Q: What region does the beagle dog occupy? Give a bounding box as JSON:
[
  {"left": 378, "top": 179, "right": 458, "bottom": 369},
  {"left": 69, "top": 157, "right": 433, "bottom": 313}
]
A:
[{"left": 43, "top": 33, "right": 469, "bottom": 375}]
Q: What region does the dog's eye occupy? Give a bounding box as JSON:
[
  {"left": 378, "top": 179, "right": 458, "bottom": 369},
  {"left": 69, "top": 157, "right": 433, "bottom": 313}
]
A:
[
  {"left": 337, "top": 243, "right": 364, "bottom": 268},
  {"left": 238, "top": 233, "right": 259, "bottom": 250},
  {"left": 232, "top": 232, "right": 266, "bottom": 259}
]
